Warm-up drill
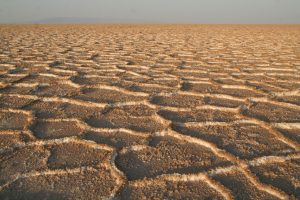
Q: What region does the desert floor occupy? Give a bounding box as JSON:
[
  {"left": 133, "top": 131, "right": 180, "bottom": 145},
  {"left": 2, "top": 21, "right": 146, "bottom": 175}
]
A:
[{"left": 0, "top": 25, "right": 299, "bottom": 199}]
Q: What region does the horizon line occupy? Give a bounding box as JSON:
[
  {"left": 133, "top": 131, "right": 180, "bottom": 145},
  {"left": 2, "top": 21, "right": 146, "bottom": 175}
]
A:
[{"left": 1, "top": 22, "right": 300, "bottom": 25}]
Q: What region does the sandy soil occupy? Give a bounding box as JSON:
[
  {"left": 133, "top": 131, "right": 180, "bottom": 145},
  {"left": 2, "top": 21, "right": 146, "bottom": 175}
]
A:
[{"left": 0, "top": 25, "right": 299, "bottom": 199}]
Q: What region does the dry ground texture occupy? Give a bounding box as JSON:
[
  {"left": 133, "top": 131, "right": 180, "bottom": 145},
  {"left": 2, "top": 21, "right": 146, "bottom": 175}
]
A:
[{"left": 0, "top": 25, "right": 299, "bottom": 200}]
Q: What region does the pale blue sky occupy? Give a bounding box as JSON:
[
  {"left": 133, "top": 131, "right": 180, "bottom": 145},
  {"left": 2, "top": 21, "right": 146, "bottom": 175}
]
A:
[{"left": 0, "top": 0, "right": 299, "bottom": 24}]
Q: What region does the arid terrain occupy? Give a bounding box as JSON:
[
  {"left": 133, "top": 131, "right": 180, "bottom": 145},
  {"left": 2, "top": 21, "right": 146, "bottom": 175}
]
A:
[{"left": 0, "top": 25, "right": 299, "bottom": 199}]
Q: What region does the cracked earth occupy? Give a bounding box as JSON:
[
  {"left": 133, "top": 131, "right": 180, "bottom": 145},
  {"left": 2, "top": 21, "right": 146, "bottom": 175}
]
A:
[{"left": 0, "top": 25, "right": 299, "bottom": 199}]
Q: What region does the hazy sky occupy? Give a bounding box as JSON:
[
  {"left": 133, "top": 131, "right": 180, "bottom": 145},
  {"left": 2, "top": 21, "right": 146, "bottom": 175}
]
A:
[{"left": 0, "top": 0, "right": 299, "bottom": 24}]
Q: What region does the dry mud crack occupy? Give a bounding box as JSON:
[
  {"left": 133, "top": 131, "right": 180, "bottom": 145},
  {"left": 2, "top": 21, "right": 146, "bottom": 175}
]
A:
[{"left": 0, "top": 25, "right": 300, "bottom": 199}]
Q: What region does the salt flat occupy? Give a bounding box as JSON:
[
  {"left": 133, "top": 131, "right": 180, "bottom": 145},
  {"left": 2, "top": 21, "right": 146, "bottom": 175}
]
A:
[{"left": 0, "top": 25, "right": 299, "bottom": 199}]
